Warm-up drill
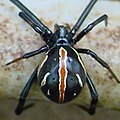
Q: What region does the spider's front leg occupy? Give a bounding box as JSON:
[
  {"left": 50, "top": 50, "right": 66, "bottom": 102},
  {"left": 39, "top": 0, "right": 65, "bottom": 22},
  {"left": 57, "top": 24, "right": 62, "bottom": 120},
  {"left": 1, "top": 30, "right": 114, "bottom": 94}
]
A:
[
  {"left": 10, "top": 0, "right": 53, "bottom": 43},
  {"left": 70, "top": 0, "right": 97, "bottom": 37}
]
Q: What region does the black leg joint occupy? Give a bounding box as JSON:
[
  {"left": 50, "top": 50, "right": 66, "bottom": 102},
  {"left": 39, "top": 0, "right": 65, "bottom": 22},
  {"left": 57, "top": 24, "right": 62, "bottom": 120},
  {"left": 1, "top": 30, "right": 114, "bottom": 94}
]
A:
[
  {"left": 76, "top": 48, "right": 109, "bottom": 69},
  {"left": 23, "top": 45, "right": 49, "bottom": 59},
  {"left": 87, "top": 50, "right": 109, "bottom": 69}
]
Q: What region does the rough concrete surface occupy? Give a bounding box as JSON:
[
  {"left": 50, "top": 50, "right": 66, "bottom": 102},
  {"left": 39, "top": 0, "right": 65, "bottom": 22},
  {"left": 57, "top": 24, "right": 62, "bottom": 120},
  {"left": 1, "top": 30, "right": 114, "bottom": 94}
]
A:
[
  {"left": 0, "top": 0, "right": 120, "bottom": 119},
  {"left": 0, "top": 99, "right": 120, "bottom": 120}
]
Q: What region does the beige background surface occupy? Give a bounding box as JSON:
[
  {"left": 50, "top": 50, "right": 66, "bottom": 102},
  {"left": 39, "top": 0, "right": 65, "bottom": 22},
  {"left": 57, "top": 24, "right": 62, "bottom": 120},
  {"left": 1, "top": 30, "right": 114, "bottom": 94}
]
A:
[{"left": 0, "top": 0, "right": 120, "bottom": 119}]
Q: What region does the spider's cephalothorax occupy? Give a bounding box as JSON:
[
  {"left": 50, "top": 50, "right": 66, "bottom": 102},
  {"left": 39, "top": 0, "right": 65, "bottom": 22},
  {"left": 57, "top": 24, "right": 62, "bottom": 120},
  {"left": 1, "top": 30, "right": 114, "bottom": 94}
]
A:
[
  {"left": 7, "top": 0, "right": 120, "bottom": 115},
  {"left": 48, "top": 24, "right": 73, "bottom": 47}
]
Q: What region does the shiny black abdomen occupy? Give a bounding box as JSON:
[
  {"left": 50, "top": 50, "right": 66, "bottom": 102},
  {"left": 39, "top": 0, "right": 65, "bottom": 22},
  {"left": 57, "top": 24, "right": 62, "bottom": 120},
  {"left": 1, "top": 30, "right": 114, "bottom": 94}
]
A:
[{"left": 37, "top": 45, "right": 86, "bottom": 103}]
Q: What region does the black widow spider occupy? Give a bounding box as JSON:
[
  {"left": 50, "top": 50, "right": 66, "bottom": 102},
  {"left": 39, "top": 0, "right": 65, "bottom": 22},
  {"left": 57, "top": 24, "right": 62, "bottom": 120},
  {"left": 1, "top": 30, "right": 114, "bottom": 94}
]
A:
[{"left": 6, "top": 0, "right": 120, "bottom": 115}]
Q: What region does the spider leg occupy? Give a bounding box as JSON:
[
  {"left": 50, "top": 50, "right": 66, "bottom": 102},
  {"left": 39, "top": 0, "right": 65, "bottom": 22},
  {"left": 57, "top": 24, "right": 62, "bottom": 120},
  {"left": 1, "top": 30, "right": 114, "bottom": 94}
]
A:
[
  {"left": 86, "top": 73, "right": 98, "bottom": 115},
  {"left": 15, "top": 66, "right": 38, "bottom": 115},
  {"left": 19, "top": 12, "right": 47, "bottom": 38},
  {"left": 74, "top": 14, "right": 108, "bottom": 44},
  {"left": 10, "top": 0, "right": 53, "bottom": 42},
  {"left": 76, "top": 48, "right": 120, "bottom": 83},
  {"left": 70, "top": 0, "right": 97, "bottom": 37},
  {"left": 6, "top": 45, "right": 49, "bottom": 65}
]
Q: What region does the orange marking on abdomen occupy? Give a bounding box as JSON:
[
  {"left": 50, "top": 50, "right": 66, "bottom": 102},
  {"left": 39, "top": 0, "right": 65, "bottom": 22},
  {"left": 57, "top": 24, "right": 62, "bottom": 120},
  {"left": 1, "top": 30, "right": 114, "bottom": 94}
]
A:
[{"left": 59, "top": 47, "right": 68, "bottom": 103}]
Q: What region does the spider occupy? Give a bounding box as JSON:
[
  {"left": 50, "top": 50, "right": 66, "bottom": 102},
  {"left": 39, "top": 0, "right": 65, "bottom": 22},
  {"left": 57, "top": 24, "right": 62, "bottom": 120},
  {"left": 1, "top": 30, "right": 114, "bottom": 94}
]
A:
[{"left": 7, "top": 0, "right": 120, "bottom": 115}]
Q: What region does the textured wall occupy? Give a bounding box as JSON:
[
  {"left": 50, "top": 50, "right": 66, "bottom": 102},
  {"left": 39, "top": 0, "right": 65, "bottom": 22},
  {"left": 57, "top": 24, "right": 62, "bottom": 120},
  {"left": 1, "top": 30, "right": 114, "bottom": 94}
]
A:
[{"left": 0, "top": 0, "right": 120, "bottom": 112}]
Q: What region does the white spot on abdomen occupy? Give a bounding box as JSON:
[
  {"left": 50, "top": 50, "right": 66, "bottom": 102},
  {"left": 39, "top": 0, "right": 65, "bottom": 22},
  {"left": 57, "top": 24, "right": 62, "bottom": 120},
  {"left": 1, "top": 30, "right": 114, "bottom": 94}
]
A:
[
  {"left": 76, "top": 74, "right": 83, "bottom": 87},
  {"left": 41, "top": 72, "right": 50, "bottom": 87}
]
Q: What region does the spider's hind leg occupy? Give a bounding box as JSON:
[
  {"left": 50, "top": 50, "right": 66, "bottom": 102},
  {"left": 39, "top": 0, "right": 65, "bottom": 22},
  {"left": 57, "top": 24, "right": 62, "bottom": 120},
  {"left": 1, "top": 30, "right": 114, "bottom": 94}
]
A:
[
  {"left": 86, "top": 73, "right": 98, "bottom": 115},
  {"left": 15, "top": 66, "right": 38, "bottom": 115}
]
